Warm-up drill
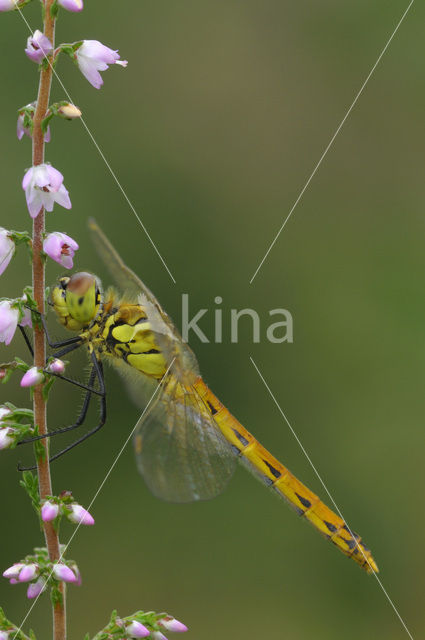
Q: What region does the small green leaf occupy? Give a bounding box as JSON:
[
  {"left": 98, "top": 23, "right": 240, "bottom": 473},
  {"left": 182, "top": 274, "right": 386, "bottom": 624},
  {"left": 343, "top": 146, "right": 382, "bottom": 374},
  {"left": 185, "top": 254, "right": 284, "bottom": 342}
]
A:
[
  {"left": 34, "top": 436, "right": 46, "bottom": 462},
  {"left": 51, "top": 584, "right": 63, "bottom": 607},
  {"left": 42, "top": 376, "right": 55, "bottom": 402},
  {"left": 50, "top": 0, "right": 59, "bottom": 18}
]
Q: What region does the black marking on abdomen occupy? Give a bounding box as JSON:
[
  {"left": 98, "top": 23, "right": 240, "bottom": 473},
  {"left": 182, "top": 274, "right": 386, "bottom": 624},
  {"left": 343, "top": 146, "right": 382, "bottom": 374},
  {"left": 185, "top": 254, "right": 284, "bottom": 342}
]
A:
[
  {"left": 207, "top": 401, "right": 218, "bottom": 415},
  {"left": 263, "top": 459, "right": 282, "bottom": 479},
  {"left": 346, "top": 538, "right": 357, "bottom": 550},
  {"left": 230, "top": 444, "right": 241, "bottom": 456},
  {"left": 295, "top": 493, "right": 311, "bottom": 509},
  {"left": 232, "top": 428, "right": 249, "bottom": 447},
  {"left": 324, "top": 520, "right": 337, "bottom": 533},
  {"left": 343, "top": 524, "right": 360, "bottom": 540}
]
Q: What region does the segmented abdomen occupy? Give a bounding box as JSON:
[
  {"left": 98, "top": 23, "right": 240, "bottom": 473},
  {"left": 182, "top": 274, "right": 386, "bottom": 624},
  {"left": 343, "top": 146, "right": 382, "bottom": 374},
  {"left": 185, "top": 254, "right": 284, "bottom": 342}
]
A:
[{"left": 194, "top": 378, "right": 378, "bottom": 574}]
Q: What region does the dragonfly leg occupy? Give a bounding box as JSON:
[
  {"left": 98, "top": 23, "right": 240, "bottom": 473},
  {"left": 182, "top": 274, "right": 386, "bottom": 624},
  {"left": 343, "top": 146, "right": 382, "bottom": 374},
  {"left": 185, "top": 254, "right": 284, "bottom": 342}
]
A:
[
  {"left": 17, "top": 352, "right": 107, "bottom": 470},
  {"left": 18, "top": 365, "right": 97, "bottom": 447},
  {"left": 19, "top": 311, "right": 85, "bottom": 365},
  {"left": 26, "top": 306, "right": 83, "bottom": 350},
  {"left": 19, "top": 325, "right": 34, "bottom": 357}
]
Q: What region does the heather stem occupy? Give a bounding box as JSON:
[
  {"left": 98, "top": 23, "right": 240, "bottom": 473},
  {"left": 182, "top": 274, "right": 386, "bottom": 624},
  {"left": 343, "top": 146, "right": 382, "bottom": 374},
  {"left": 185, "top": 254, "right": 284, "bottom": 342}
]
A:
[{"left": 31, "top": 1, "right": 66, "bottom": 638}]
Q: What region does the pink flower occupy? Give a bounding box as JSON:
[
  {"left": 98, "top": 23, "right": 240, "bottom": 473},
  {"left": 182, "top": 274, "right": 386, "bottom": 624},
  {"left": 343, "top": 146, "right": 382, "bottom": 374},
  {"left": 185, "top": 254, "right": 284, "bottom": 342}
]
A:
[
  {"left": 0, "top": 300, "right": 19, "bottom": 345},
  {"left": 159, "top": 618, "right": 188, "bottom": 633},
  {"left": 43, "top": 232, "right": 78, "bottom": 269},
  {"left": 0, "top": 631, "right": 9, "bottom": 640},
  {"left": 58, "top": 0, "right": 83, "bottom": 11},
  {"left": 52, "top": 564, "right": 78, "bottom": 583},
  {"left": 19, "top": 564, "right": 39, "bottom": 583},
  {"left": 0, "top": 406, "right": 12, "bottom": 421},
  {"left": 20, "top": 367, "right": 44, "bottom": 388},
  {"left": 67, "top": 504, "right": 95, "bottom": 526},
  {"left": 47, "top": 359, "right": 66, "bottom": 375},
  {"left": 41, "top": 501, "right": 59, "bottom": 522},
  {"left": 126, "top": 621, "right": 150, "bottom": 638},
  {"left": 27, "top": 577, "right": 46, "bottom": 599},
  {"left": 71, "top": 564, "right": 82, "bottom": 586},
  {"left": 0, "top": 228, "right": 15, "bottom": 276},
  {"left": 151, "top": 633, "right": 167, "bottom": 640},
  {"left": 19, "top": 306, "right": 32, "bottom": 329},
  {"left": 25, "top": 30, "right": 53, "bottom": 64},
  {"left": 22, "top": 164, "right": 71, "bottom": 218},
  {"left": 0, "top": 427, "right": 14, "bottom": 450},
  {"left": 0, "top": 0, "right": 24, "bottom": 10},
  {"left": 3, "top": 563, "right": 24, "bottom": 580},
  {"left": 17, "top": 111, "right": 50, "bottom": 142},
  {"left": 76, "top": 40, "right": 127, "bottom": 89}
]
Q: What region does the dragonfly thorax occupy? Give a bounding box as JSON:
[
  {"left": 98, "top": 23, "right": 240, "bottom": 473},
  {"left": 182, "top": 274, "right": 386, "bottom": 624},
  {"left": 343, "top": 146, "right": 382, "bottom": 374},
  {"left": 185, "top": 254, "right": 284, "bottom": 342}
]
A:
[{"left": 51, "top": 272, "right": 102, "bottom": 332}]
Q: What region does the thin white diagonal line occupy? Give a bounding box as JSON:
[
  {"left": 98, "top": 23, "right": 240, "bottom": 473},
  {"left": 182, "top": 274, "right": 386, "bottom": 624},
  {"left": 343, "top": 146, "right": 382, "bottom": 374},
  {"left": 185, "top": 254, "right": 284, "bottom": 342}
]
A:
[
  {"left": 14, "top": 4, "right": 176, "bottom": 284},
  {"left": 250, "top": 356, "right": 414, "bottom": 640},
  {"left": 250, "top": 0, "right": 415, "bottom": 284},
  {"left": 12, "top": 357, "right": 175, "bottom": 640}
]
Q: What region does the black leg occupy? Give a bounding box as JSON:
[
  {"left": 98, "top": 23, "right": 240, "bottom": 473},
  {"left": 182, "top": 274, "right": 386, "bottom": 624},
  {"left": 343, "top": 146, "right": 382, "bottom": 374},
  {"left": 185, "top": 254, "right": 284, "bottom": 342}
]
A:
[
  {"left": 48, "top": 371, "right": 104, "bottom": 396},
  {"left": 18, "top": 352, "right": 107, "bottom": 470},
  {"left": 18, "top": 366, "right": 97, "bottom": 446},
  {"left": 19, "top": 326, "right": 34, "bottom": 357},
  {"left": 21, "top": 311, "right": 100, "bottom": 395},
  {"left": 46, "top": 390, "right": 106, "bottom": 464},
  {"left": 49, "top": 340, "right": 84, "bottom": 360},
  {"left": 28, "top": 307, "right": 82, "bottom": 350}
]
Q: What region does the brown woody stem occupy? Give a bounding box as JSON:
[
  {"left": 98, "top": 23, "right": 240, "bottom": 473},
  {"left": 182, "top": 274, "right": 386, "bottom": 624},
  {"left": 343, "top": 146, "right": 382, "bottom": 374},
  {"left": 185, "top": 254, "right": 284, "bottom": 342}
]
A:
[{"left": 31, "top": 1, "right": 66, "bottom": 638}]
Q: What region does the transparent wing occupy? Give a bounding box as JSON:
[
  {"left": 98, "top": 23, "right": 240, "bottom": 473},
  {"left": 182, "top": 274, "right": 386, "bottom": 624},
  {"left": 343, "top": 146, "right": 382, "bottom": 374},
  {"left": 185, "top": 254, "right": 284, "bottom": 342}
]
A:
[
  {"left": 106, "top": 355, "right": 159, "bottom": 410},
  {"left": 88, "top": 218, "right": 198, "bottom": 385},
  {"left": 133, "top": 373, "right": 237, "bottom": 503}
]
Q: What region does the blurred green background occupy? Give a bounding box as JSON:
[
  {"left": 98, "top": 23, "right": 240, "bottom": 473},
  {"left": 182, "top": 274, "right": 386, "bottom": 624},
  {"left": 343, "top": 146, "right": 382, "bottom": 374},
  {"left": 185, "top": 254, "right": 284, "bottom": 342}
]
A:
[{"left": 0, "top": 1, "right": 424, "bottom": 638}]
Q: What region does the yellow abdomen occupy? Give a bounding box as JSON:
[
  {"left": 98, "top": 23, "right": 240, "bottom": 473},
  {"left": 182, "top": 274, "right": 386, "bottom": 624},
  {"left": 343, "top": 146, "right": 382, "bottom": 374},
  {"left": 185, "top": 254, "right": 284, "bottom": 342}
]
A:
[{"left": 194, "top": 378, "right": 378, "bottom": 574}]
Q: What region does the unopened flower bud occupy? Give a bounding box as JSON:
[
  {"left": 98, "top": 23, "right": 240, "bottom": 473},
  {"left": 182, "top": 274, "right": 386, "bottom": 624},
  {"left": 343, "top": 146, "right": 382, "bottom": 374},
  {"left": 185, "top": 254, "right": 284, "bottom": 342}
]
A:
[
  {"left": 20, "top": 367, "right": 44, "bottom": 388},
  {"left": 25, "top": 30, "right": 53, "bottom": 64},
  {"left": 58, "top": 0, "right": 83, "bottom": 11},
  {"left": 3, "top": 563, "right": 24, "bottom": 580},
  {"left": 0, "top": 631, "right": 9, "bottom": 640},
  {"left": 58, "top": 103, "right": 82, "bottom": 119},
  {"left": 27, "top": 577, "right": 46, "bottom": 599},
  {"left": 126, "top": 621, "right": 150, "bottom": 638},
  {"left": 41, "top": 501, "right": 59, "bottom": 522},
  {"left": 151, "top": 633, "right": 168, "bottom": 640},
  {"left": 159, "top": 617, "right": 188, "bottom": 633},
  {"left": 67, "top": 504, "right": 95, "bottom": 526},
  {"left": 19, "top": 563, "right": 39, "bottom": 583},
  {"left": 52, "top": 564, "right": 78, "bottom": 583},
  {"left": 47, "top": 359, "right": 66, "bottom": 375},
  {"left": 0, "top": 427, "right": 14, "bottom": 450}
]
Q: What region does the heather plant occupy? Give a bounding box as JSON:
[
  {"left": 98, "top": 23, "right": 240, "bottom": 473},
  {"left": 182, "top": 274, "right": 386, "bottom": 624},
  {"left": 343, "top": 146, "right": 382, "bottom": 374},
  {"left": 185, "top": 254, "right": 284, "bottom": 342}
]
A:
[{"left": 0, "top": 2, "right": 188, "bottom": 639}]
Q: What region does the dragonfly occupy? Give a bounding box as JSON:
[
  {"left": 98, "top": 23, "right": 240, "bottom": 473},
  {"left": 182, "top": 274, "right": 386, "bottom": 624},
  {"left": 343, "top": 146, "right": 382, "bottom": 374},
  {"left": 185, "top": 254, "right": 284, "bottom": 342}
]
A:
[{"left": 19, "top": 219, "right": 378, "bottom": 575}]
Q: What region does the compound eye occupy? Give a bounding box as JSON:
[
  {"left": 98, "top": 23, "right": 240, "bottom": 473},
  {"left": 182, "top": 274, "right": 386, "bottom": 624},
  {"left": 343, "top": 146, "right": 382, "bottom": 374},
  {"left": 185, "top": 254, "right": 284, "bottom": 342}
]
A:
[{"left": 67, "top": 272, "right": 96, "bottom": 296}]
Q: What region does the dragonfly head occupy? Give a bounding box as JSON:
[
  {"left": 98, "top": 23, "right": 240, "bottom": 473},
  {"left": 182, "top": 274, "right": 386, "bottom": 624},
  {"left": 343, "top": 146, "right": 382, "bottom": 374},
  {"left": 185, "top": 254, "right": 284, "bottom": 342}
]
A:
[{"left": 51, "top": 272, "right": 102, "bottom": 331}]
